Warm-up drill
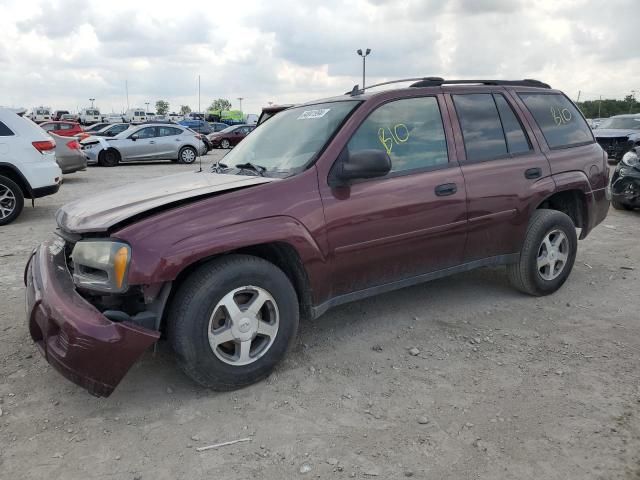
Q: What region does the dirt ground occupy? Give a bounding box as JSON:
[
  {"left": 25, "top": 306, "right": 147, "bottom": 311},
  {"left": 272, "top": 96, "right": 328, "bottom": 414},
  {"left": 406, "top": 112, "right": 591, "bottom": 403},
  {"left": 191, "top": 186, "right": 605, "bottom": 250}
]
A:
[{"left": 1, "top": 154, "right": 638, "bottom": 480}]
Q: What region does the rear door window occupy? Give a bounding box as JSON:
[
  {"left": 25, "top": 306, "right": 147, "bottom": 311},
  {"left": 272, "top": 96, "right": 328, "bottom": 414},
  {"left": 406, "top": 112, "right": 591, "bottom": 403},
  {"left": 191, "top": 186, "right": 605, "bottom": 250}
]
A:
[
  {"left": 453, "top": 94, "right": 508, "bottom": 162},
  {"left": 348, "top": 96, "right": 449, "bottom": 174},
  {"left": 158, "top": 127, "right": 183, "bottom": 136},
  {"left": 518, "top": 93, "right": 593, "bottom": 149}
]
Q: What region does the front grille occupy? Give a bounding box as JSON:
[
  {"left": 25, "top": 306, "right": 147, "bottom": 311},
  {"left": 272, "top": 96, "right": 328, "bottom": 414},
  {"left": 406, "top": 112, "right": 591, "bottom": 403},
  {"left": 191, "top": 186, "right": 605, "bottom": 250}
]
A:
[{"left": 596, "top": 137, "right": 629, "bottom": 159}]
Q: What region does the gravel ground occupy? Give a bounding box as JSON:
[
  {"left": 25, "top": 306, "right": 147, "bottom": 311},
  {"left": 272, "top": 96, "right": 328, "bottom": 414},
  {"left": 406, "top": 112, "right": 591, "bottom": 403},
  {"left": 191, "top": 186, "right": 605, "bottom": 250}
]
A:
[{"left": 1, "top": 154, "right": 639, "bottom": 479}]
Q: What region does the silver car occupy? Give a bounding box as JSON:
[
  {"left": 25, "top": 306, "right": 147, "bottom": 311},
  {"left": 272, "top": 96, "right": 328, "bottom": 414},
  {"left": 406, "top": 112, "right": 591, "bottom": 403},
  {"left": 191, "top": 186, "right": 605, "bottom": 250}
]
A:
[{"left": 81, "top": 123, "right": 207, "bottom": 167}]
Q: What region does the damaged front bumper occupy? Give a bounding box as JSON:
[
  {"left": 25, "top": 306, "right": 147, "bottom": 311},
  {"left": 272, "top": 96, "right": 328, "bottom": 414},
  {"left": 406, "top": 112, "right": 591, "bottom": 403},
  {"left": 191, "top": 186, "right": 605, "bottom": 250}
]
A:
[
  {"left": 611, "top": 166, "right": 640, "bottom": 207},
  {"left": 25, "top": 238, "right": 160, "bottom": 397}
]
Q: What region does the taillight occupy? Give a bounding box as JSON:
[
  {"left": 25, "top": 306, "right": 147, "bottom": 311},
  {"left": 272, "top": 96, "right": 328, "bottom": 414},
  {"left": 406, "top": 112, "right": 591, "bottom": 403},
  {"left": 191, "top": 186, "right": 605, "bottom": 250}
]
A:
[
  {"left": 32, "top": 140, "right": 56, "bottom": 153},
  {"left": 66, "top": 140, "right": 80, "bottom": 150}
]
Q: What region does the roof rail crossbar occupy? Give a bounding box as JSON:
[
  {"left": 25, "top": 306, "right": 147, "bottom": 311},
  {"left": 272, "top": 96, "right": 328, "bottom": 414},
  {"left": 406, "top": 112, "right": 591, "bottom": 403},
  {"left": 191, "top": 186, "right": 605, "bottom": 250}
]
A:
[{"left": 346, "top": 77, "right": 550, "bottom": 95}]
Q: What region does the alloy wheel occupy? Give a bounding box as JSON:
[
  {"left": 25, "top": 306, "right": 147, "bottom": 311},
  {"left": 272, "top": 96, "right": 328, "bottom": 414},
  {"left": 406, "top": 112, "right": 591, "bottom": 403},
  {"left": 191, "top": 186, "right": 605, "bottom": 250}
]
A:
[
  {"left": 181, "top": 148, "right": 196, "bottom": 163},
  {"left": 537, "top": 229, "right": 569, "bottom": 281},
  {"left": 208, "top": 286, "right": 279, "bottom": 366},
  {"left": 0, "top": 184, "right": 16, "bottom": 220}
]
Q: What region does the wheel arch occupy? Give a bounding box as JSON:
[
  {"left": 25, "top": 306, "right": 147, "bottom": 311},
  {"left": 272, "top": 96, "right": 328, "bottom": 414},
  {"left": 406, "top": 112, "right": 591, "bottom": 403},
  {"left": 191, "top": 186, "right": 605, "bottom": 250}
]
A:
[
  {"left": 535, "top": 188, "right": 588, "bottom": 233},
  {"left": 0, "top": 163, "right": 33, "bottom": 198},
  {"left": 167, "top": 241, "right": 314, "bottom": 324},
  {"left": 99, "top": 146, "right": 122, "bottom": 161}
]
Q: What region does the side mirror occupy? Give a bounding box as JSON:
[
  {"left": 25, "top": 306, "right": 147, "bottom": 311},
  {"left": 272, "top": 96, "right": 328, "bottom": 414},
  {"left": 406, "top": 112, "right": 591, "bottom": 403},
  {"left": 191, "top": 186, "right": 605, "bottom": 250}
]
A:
[
  {"left": 329, "top": 149, "right": 391, "bottom": 187},
  {"left": 130, "top": 134, "right": 138, "bottom": 141}
]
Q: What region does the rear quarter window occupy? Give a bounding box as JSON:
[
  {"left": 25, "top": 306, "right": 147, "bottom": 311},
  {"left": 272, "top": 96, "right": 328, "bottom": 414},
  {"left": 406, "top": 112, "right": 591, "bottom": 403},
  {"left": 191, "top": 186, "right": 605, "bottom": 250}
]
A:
[
  {"left": 519, "top": 93, "right": 593, "bottom": 149},
  {"left": 0, "top": 121, "right": 14, "bottom": 136}
]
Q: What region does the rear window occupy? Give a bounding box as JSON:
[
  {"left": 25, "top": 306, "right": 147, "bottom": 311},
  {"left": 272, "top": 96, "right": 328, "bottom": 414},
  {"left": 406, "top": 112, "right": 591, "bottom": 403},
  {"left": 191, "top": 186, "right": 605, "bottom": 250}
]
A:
[
  {"left": 0, "top": 121, "right": 14, "bottom": 136},
  {"left": 519, "top": 93, "right": 593, "bottom": 149}
]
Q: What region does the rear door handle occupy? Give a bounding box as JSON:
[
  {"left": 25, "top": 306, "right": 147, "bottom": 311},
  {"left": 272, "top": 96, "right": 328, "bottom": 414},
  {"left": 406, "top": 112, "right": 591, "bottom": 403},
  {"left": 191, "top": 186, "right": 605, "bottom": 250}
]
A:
[
  {"left": 524, "top": 167, "right": 542, "bottom": 179},
  {"left": 149, "top": 141, "right": 156, "bottom": 144},
  {"left": 435, "top": 183, "right": 457, "bottom": 196}
]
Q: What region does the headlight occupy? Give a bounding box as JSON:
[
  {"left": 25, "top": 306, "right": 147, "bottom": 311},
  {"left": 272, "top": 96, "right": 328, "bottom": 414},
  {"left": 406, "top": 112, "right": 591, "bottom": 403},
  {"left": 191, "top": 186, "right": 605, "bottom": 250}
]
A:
[
  {"left": 622, "top": 150, "right": 639, "bottom": 167},
  {"left": 71, "top": 240, "right": 131, "bottom": 293}
]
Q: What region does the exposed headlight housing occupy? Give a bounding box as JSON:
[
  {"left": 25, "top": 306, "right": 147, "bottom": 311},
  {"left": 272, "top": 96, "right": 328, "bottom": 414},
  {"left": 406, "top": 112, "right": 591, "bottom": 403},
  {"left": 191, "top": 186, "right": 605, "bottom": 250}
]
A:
[
  {"left": 622, "top": 150, "right": 639, "bottom": 167},
  {"left": 71, "top": 240, "right": 131, "bottom": 293}
]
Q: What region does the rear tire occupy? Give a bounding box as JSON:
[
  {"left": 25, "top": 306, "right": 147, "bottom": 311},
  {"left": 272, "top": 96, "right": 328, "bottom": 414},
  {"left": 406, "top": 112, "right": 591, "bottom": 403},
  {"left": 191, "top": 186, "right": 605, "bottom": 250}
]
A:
[
  {"left": 98, "top": 149, "right": 120, "bottom": 167},
  {"left": 178, "top": 146, "right": 197, "bottom": 164},
  {"left": 168, "top": 255, "right": 299, "bottom": 390},
  {"left": 0, "top": 175, "right": 24, "bottom": 226},
  {"left": 507, "top": 209, "right": 577, "bottom": 296}
]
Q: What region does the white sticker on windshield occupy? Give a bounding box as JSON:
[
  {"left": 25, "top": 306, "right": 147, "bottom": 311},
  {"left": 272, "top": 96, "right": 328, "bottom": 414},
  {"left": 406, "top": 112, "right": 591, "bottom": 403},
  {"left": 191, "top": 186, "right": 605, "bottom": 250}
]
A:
[{"left": 297, "top": 108, "right": 331, "bottom": 120}]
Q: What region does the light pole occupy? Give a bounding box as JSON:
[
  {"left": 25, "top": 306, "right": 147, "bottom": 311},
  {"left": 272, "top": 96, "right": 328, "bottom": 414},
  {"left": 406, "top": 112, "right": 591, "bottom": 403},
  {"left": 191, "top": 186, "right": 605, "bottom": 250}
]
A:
[
  {"left": 356, "top": 48, "right": 371, "bottom": 90},
  {"left": 237, "top": 97, "right": 244, "bottom": 113},
  {"left": 89, "top": 98, "right": 95, "bottom": 108},
  {"left": 145, "top": 102, "right": 149, "bottom": 113},
  {"left": 630, "top": 90, "right": 637, "bottom": 114}
]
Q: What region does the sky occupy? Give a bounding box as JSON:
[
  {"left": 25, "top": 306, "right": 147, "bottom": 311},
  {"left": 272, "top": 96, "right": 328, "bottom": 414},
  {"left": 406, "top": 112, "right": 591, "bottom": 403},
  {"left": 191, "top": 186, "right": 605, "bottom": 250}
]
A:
[{"left": 0, "top": 0, "right": 637, "bottom": 115}]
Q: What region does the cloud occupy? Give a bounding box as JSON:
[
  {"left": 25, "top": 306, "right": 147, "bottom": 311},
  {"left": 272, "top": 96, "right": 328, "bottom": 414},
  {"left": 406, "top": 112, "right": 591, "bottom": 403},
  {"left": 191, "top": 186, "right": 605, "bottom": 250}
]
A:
[{"left": 0, "top": 0, "right": 638, "bottom": 112}]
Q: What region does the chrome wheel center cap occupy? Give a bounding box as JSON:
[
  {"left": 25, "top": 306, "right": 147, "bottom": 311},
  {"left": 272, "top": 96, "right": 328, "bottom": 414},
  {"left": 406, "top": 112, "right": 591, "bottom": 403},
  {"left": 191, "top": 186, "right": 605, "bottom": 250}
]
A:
[
  {"left": 232, "top": 316, "right": 256, "bottom": 341},
  {"left": 238, "top": 318, "right": 252, "bottom": 333}
]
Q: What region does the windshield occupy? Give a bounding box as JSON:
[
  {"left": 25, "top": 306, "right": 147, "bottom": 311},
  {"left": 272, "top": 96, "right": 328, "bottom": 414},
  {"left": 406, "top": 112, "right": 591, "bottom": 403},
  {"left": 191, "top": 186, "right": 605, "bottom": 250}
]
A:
[
  {"left": 219, "top": 126, "right": 237, "bottom": 133},
  {"left": 598, "top": 117, "right": 640, "bottom": 129},
  {"left": 220, "top": 101, "right": 360, "bottom": 175}
]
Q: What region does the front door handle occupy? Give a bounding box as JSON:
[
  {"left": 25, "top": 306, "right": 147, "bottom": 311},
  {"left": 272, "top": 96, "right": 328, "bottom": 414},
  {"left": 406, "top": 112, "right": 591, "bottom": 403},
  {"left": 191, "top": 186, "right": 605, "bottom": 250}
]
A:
[
  {"left": 149, "top": 141, "right": 156, "bottom": 144},
  {"left": 524, "top": 167, "right": 542, "bottom": 179},
  {"left": 435, "top": 183, "right": 457, "bottom": 196}
]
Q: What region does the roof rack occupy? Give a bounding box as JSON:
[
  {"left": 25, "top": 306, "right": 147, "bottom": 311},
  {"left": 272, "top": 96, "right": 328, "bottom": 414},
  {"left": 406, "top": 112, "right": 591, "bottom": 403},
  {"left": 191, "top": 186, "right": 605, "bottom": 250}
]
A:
[{"left": 346, "top": 77, "right": 551, "bottom": 96}]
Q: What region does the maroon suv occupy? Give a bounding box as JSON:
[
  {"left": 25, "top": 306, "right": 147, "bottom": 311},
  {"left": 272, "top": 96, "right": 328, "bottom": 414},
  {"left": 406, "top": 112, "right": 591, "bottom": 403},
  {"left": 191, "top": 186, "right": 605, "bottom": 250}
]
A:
[{"left": 25, "top": 78, "right": 610, "bottom": 396}]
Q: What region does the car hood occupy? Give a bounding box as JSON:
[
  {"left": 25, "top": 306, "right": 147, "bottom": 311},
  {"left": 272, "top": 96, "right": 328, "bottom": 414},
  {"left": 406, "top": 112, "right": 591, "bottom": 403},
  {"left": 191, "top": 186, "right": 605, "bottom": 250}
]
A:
[
  {"left": 593, "top": 129, "right": 639, "bottom": 138},
  {"left": 56, "top": 171, "right": 277, "bottom": 233}
]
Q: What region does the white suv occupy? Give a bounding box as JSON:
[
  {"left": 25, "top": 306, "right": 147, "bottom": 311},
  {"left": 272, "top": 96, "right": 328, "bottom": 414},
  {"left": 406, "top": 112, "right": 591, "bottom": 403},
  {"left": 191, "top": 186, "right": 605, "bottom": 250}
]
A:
[{"left": 0, "top": 108, "right": 62, "bottom": 225}]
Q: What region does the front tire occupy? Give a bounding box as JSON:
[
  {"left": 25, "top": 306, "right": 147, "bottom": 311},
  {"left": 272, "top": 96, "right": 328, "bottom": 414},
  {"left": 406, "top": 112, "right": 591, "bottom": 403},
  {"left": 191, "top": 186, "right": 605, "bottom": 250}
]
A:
[
  {"left": 507, "top": 209, "right": 577, "bottom": 296},
  {"left": 0, "top": 175, "right": 24, "bottom": 226},
  {"left": 168, "top": 255, "right": 299, "bottom": 390},
  {"left": 178, "top": 146, "right": 197, "bottom": 164},
  {"left": 221, "top": 139, "right": 230, "bottom": 149},
  {"left": 98, "top": 149, "right": 120, "bottom": 167}
]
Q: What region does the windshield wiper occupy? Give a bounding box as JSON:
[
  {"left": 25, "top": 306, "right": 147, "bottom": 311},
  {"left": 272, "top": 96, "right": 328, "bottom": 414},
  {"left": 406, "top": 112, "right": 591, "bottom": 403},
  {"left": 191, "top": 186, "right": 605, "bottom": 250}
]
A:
[
  {"left": 211, "top": 162, "right": 228, "bottom": 173},
  {"left": 235, "top": 162, "right": 267, "bottom": 176}
]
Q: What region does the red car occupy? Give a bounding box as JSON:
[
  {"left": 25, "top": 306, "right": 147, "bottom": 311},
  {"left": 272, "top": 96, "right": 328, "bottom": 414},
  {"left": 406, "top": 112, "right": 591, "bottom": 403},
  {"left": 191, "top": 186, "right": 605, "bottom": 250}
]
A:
[
  {"left": 26, "top": 77, "right": 610, "bottom": 396},
  {"left": 39, "top": 121, "right": 83, "bottom": 137},
  {"left": 208, "top": 124, "right": 255, "bottom": 148}
]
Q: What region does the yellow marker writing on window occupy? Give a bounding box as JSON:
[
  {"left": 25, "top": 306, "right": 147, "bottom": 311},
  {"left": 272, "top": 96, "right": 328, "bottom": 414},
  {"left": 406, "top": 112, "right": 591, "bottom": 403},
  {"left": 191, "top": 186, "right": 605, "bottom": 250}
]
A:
[
  {"left": 378, "top": 124, "right": 410, "bottom": 154},
  {"left": 378, "top": 127, "right": 393, "bottom": 154}
]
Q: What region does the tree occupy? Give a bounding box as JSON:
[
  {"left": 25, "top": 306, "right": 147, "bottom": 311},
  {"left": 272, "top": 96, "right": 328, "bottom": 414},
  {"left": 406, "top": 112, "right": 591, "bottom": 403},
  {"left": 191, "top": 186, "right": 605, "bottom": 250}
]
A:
[
  {"left": 576, "top": 98, "right": 639, "bottom": 118},
  {"left": 155, "top": 100, "right": 169, "bottom": 115},
  {"left": 180, "top": 105, "right": 192, "bottom": 115},
  {"left": 208, "top": 98, "right": 232, "bottom": 112}
]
